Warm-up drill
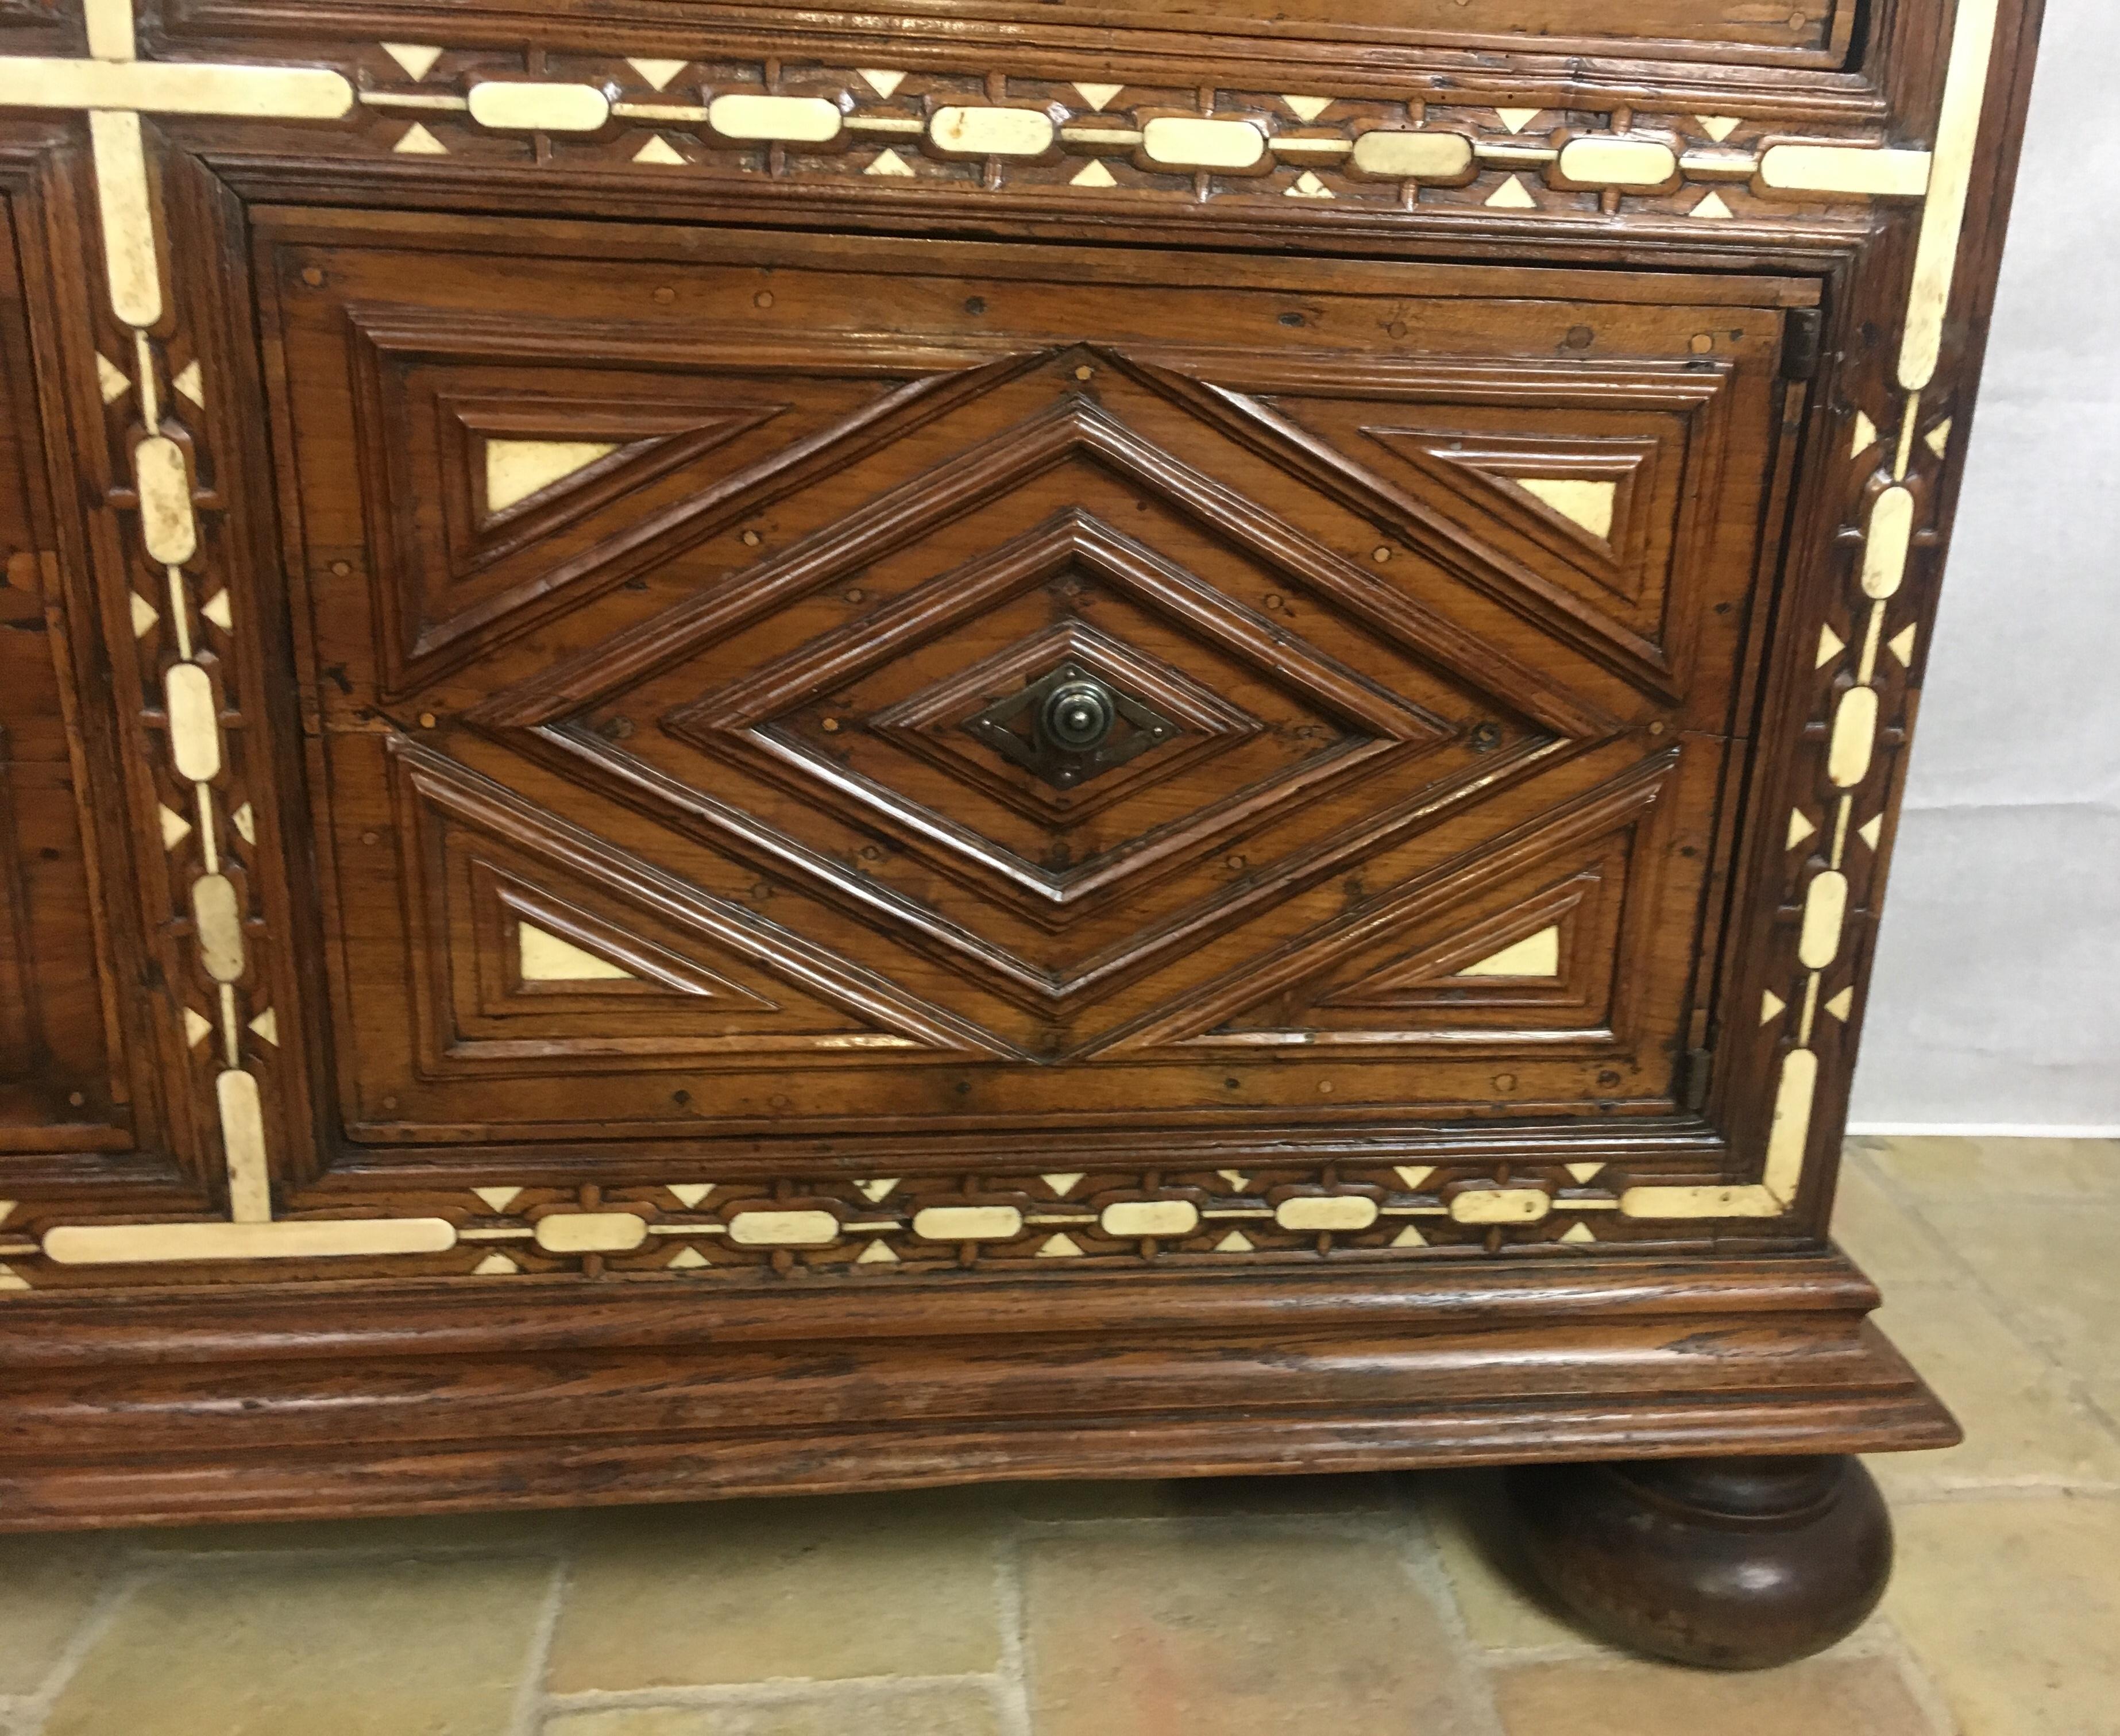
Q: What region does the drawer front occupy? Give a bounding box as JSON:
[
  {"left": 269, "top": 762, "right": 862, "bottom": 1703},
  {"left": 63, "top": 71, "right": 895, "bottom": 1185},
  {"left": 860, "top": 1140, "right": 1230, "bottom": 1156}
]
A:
[
  {"left": 775, "top": 0, "right": 1858, "bottom": 61},
  {"left": 269, "top": 217, "right": 1800, "bottom": 1149}
]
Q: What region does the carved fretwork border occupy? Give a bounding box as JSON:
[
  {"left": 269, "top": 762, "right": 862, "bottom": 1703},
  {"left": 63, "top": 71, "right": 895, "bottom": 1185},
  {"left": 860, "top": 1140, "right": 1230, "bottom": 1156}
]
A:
[{"left": 0, "top": 0, "right": 2039, "bottom": 1291}]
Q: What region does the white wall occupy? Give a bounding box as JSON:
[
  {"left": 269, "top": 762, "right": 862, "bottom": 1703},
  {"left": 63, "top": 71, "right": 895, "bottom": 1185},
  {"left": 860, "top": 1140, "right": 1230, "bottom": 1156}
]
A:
[{"left": 1848, "top": 0, "right": 2120, "bottom": 1132}]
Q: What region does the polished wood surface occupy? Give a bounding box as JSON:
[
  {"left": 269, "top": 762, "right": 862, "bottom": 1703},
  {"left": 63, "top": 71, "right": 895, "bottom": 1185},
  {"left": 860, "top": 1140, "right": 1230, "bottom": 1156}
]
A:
[{"left": 0, "top": 0, "right": 2045, "bottom": 1533}]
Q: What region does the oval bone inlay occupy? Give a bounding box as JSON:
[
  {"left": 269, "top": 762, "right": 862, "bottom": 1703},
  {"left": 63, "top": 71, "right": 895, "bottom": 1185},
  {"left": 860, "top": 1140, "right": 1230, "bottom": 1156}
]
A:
[
  {"left": 727, "top": 1209, "right": 840, "bottom": 1247},
  {"left": 912, "top": 1205, "right": 1024, "bottom": 1240},
  {"left": 190, "top": 873, "right": 246, "bottom": 983},
  {"left": 930, "top": 106, "right": 1054, "bottom": 156},
  {"left": 1141, "top": 116, "right": 1265, "bottom": 170},
  {"left": 164, "top": 662, "right": 223, "bottom": 782},
  {"left": 1799, "top": 870, "right": 1849, "bottom": 969},
  {"left": 1349, "top": 130, "right": 1473, "bottom": 179},
  {"left": 1449, "top": 1188, "right": 1552, "bottom": 1224},
  {"left": 1557, "top": 136, "right": 1678, "bottom": 187},
  {"left": 1862, "top": 487, "right": 1916, "bottom": 599},
  {"left": 1828, "top": 685, "right": 1880, "bottom": 788},
  {"left": 134, "top": 435, "right": 197, "bottom": 566},
  {"left": 466, "top": 80, "right": 612, "bottom": 133},
  {"left": 1274, "top": 1195, "right": 1379, "bottom": 1233},
  {"left": 1099, "top": 1199, "right": 1200, "bottom": 1239},
  {"left": 708, "top": 93, "right": 842, "bottom": 143},
  {"left": 532, "top": 1212, "right": 650, "bottom": 1254}
]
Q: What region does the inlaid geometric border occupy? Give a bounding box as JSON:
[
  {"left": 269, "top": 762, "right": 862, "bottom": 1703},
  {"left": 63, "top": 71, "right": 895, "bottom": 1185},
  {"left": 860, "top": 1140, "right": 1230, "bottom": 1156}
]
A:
[{"left": 0, "top": 0, "right": 2014, "bottom": 1286}]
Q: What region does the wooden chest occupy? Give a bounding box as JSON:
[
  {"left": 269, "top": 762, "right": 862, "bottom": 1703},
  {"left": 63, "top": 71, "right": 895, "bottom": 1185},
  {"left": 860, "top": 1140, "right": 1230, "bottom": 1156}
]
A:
[{"left": 0, "top": 0, "right": 2039, "bottom": 1618}]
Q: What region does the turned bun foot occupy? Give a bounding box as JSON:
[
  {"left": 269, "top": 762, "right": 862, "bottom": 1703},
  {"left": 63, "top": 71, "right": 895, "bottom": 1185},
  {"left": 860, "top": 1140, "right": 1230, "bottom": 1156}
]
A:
[{"left": 1504, "top": 1455, "right": 1893, "bottom": 1670}]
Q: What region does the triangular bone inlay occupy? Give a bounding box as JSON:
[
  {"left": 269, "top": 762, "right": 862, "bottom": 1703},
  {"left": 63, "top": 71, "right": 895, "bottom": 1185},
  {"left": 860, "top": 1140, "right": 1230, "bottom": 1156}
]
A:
[
  {"left": 485, "top": 439, "right": 621, "bottom": 515},
  {"left": 518, "top": 920, "right": 638, "bottom": 982},
  {"left": 1513, "top": 478, "right": 1617, "bottom": 542},
  {"left": 1449, "top": 924, "right": 1562, "bottom": 979}
]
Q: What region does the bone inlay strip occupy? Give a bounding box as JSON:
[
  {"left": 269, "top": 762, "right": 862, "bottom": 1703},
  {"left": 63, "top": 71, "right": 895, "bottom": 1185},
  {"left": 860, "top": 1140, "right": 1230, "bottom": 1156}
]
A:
[
  {"left": 1620, "top": 1185, "right": 1783, "bottom": 1218},
  {"left": 133, "top": 436, "right": 197, "bottom": 565},
  {"left": 88, "top": 111, "right": 160, "bottom": 329},
  {"left": 84, "top": 0, "right": 136, "bottom": 60},
  {"left": 1450, "top": 1189, "right": 1552, "bottom": 1224},
  {"left": 1349, "top": 132, "right": 1474, "bottom": 178},
  {"left": 0, "top": 57, "right": 353, "bottom": 117},
  {"left": 1557, "top": 136, "right": 1677, "bottom": 186},
  {"left": 1275, "top": 1196, "right": 1379, "bottom": 1232},
  {"left": 708, "top": 93, "right": 841, "bottom": 142},
  {"left": 534, "top": 1212, "right": 649, "bottom": 1253},
  {"left": 1828, "top": 685, "right": 1880, "bottom": 788},
  {"left": 1758, "top": 144, "right": 1931, "bottom": 196},
  {"left": 727, "top": 1209, "right": 840, "bottom": 1247},
  {"left": 466, "top": 79, "right": 611, "bottom": 133},
  {"left": 1902, "top": 0, "right": 2002, "bottom": 388},
  {"left": 1799, "top": 871, "right": 1850, "bottom": 969},
  {"left": 913, "top": 1205, "right": 1025, "bottom": 1240},
  {"left": 163, "top": 663, "right": 222, "bottom": 783},
  {"left": 931, "top": 105, "right": 1054, "bottom": 156},
  {"left": 1141, "top": 116, "right": 1265, "bottom": 169},
  {"left": 1100, "top": 1199, "right": 1200, "bottom": 1238},
  {"left": 45, "top": 1217, "right": 458, "bottom": 1266},
  {"left": 215, "top": 1068, "right": 272, "bottom": 1224},
  {"left": 190, "top": 874, "right": 246, "bottom": 983},
  {"left": 1862, "top": 487, "right": 1916, "bottom": 599},
  {"left": 1764, "top": 1049, "right": 1820, "bottom": 1201}
]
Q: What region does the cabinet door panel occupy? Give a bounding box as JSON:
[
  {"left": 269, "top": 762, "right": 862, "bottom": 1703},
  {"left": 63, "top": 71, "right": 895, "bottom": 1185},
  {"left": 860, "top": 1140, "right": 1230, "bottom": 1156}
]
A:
[
  {"left": 766, "top": 0, "right": 1856, "bottom": 60},
  {"left": 264, "top": 218, "right": 1798, "bottom": 1150},
  {"left": 0, "top": 202, "right": 140, "bottom": 1162}
]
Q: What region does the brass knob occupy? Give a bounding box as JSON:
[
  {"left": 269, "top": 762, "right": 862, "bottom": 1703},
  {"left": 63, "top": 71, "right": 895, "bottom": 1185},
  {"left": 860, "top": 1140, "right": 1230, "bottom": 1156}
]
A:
[{"left": 1038, "top": 679, "right": 1117, "bottom": 753}]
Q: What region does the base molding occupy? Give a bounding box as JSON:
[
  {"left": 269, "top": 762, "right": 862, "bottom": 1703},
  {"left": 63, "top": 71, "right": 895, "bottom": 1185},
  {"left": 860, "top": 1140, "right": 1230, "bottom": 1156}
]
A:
[{"left": 0, "top": 1252, "right": 1957, "bottom": 1531}]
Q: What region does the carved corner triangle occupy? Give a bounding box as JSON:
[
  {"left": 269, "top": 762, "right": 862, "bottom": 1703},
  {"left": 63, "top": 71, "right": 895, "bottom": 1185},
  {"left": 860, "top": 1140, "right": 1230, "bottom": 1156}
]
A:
[
  {"left": 491, "top": 871, "right": 779, "bottom": 1009},
  {"left": 1100, "top": 751, "right": 1669, "bottom": 1056},
  {"left": 1141, "top": 366, "right": 1678, "bottom": 708},
  {"left": 468, "top": 405, "right": 784, "bottom": 532},
  {"left": 1362, "top": 427, "right": 1653, "bottom": 576},
  {"left": 353, "top": 330, "right": 1047, "bottom": 708},
  {"left": 388, "top": 738, "right": 1015, "bottom": 1062},
  {"left": 1318, "top": 886, "right": 1588, "bottom": 1009}
]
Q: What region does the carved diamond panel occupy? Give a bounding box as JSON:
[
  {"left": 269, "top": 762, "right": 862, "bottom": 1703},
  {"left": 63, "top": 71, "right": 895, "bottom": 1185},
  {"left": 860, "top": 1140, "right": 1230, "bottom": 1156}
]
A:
[{"left": 481, "top": 358, "right": 1589, "bottom": 1019}]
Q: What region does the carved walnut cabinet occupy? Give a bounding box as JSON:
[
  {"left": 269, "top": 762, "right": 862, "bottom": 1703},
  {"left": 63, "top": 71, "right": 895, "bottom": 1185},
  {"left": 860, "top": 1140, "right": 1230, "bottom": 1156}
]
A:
[{"left": 0, "top": 0, "right": 2042, "bottom": 1656}]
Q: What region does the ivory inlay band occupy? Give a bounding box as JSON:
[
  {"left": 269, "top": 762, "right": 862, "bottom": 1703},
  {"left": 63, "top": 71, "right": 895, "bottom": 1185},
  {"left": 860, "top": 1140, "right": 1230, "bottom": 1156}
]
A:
[
  {"left": 466, "top": 79, "right": 611, "bottom": 133},
  {"left": 1275, "top": 1195, "right": 1380, "bottom": 1232},
  {"left": 1798, "top": 871, "right": 1850, "bottom": 970},
  {"left": 931, "top": 105, "right": 1055, "bottom": 156},
  {"left": 1100, "top": 1199, "right": 1201, "bottom": 1238},
  {"left": 1557, "top": 136, "right": 1678, "bottom": 187},
  {"left": 533, "top": 1212, "right": 651, "bottom": 1253},
  {"left": 1141, "top": 116, "right": 1266, "bottom": 170},
  {"left": 1349, "top": 130, "right": 1473, "bottom": 179},
  {"left": 727, "top": 1209, "right": 841, "bottom": 1247},
  {"left": 913, "top": 1205, "right": 1025, "bottom": 1240},
  {"left": 1450, "top": 1188, "right": 1552, "bottom": 1224},
  {"left": 708, "top": 93, "right": 842, "bottom": 142},
  {"left": 1862, "top": 487, "right": 1916, "bottom": 599}
]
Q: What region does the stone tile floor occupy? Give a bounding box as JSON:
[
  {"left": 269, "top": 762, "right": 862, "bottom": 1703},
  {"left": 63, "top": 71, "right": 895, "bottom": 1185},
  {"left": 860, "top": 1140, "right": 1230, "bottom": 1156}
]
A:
[{"left": 2, "top": 1136, "right": 2115, "bottom": 1735}]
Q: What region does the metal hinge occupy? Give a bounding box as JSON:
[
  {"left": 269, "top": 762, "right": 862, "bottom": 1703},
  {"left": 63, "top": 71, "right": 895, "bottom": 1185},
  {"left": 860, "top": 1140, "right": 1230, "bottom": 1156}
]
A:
[
  {"left": 1782, "top": 307, "right": 1824, "bottom": 381},
  {"left": 1683, "top": 1047, "right": 1715, "bottom": 1113}
]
